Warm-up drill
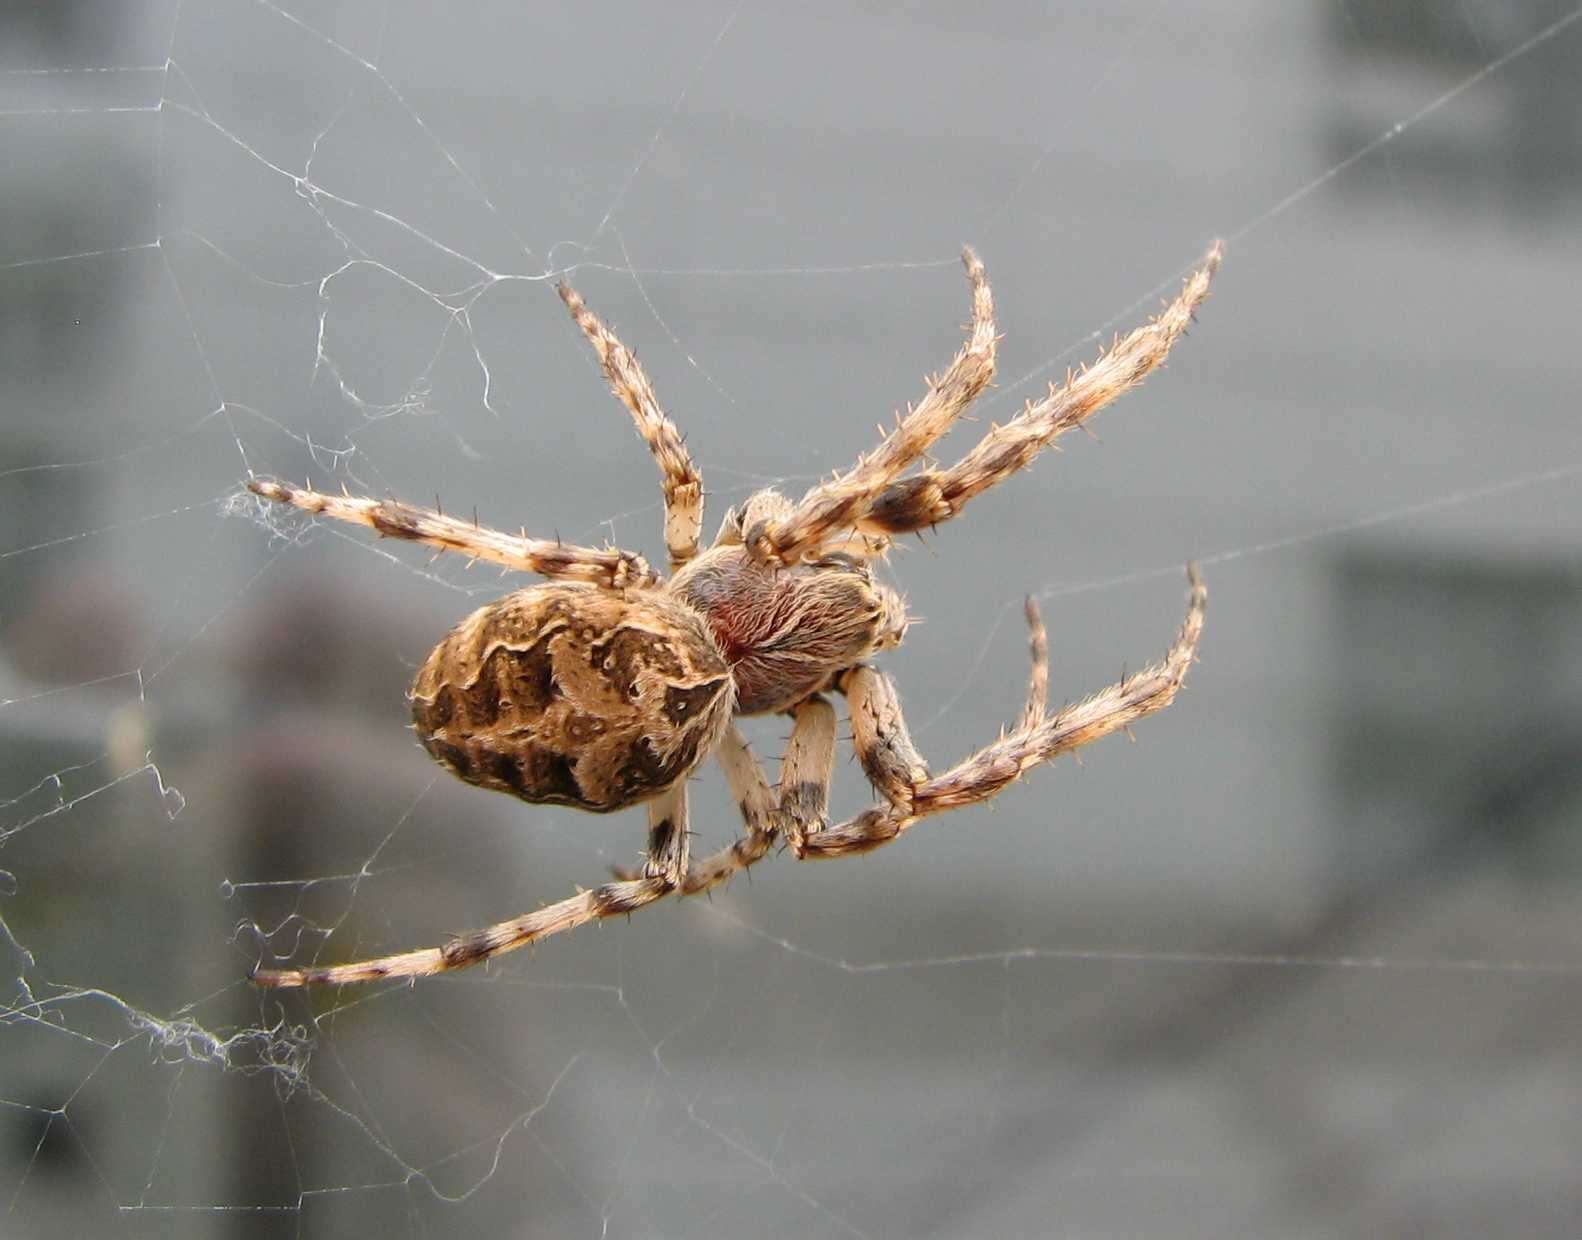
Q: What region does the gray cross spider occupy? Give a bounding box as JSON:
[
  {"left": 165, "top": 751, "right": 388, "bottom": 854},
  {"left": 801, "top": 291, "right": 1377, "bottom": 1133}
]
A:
[{"left": 247, "top": 242, "right": 1221, "bottom": 987}]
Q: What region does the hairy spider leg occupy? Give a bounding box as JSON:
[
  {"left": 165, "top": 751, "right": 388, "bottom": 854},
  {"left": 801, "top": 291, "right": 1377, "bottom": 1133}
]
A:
[
  {"left": 247, "top": 479, "right": 657, "bottom": 589},
  {"left": 746, "top": 246, "right": 997, "bottom": 566},
  {"left": 558, "top": 282, "right": 704, "bottom": 569}
]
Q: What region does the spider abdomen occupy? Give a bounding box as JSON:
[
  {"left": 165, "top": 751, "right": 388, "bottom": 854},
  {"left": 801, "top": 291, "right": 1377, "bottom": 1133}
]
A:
[{"left": 411, "top": 585, "right": 733, "bottom": 812}]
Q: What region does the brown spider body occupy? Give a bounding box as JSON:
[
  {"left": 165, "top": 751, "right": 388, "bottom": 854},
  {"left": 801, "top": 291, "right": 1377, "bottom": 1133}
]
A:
[
  {"left": 409, "top": 539, "right": 906, "bottom": 809},
  {"left": 411, "top": 584, "right": 734, "bottom": 813},
  {"left": 245, "top": 240, "right": 1222, "bottom": 988}
]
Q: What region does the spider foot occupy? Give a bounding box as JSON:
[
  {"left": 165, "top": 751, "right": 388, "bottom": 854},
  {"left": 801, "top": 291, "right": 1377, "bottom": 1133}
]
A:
[{"left": 780, "top": 779, "right": 831, "bottom": 856}]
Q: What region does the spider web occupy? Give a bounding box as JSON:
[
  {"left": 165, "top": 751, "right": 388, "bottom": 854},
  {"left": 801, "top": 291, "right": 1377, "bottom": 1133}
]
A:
[{"left": 4, "top": 2, "right": 1582, "bottom": 1235}]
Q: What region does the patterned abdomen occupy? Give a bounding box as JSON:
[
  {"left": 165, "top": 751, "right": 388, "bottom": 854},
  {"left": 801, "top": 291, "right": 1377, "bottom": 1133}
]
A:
[{"left": 411, "top": 585, "right": 733, "bottom": 812}]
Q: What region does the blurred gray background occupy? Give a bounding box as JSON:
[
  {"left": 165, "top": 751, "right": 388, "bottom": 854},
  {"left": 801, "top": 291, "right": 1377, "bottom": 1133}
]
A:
[{"left": 3, "top": 2, "right": 1580, "bottom": 1236}]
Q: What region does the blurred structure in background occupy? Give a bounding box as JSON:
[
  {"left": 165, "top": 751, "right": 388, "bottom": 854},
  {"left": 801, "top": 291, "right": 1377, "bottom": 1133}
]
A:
[{"left": 1326, "top": 0, "right": 1582, "bottom": 218}]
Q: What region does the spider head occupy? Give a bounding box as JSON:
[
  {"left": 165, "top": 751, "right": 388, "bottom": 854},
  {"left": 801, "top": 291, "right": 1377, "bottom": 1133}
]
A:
[{"left": 668, "top": 528, "right": 910, "bottom": 716}]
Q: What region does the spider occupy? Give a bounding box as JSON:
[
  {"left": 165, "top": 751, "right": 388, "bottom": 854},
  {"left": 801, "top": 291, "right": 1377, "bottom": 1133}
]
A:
[{"left": 246, "top": 242, "right": 1221, "bottom": 987}]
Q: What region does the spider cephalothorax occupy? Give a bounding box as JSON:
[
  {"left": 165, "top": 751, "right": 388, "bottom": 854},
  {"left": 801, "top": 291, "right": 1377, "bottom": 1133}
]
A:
[
  {"left": 247, "top": 241, "right": 1220, "bottom": 987},
  {"left": 670, "top": 533, "right": 909, "bottom": 715}
]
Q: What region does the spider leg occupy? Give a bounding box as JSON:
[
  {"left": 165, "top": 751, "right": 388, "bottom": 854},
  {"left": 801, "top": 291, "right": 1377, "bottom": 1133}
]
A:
[
  {"left": 642, "top": 778, "right": 690, "bottom": 886},
  {"left": 676, "top": 698, "right": 837, "bottom": 896},
  {"left": 745, "top": 247, "right": 996, "bottom": 566},
  {"left": 798, "top": 565, "right": 1205, "bottom": 859},
  {"left": 251, "top": 783, "right": 690, "bottom": 988},
  {"left": 849, "top": 244, "right": 1221, "bottom": 545},
  {"left": 558, "top": 283, "right": 703, "bottom": 569},
  {"left": 247, "top": 479, "right": 657, "bottom": 589}
]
